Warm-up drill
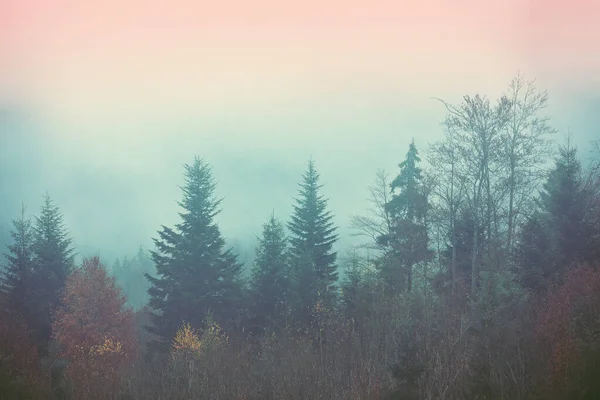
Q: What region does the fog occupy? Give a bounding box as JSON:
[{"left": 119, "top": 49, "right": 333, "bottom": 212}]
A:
[
  {"left": 1, "top": 0, "right": 599, "bottom": 267},
  {"left": 3, "top": 2, "right": 600, "bottom": 398},
  {"left": 1, "top": 87, "right": 598, "bottom": 267}
]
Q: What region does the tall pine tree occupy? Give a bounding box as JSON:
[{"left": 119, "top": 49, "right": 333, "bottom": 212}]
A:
[
  {"left": 516, "top": 139, "right": 599, "bottom": 292},
  {"left": 380, "top": 140, "right": 433, "bottom": 292},
  {"left": 287, "top": 159, "right": 338, "bottom": 324},
  {"left": 1, "top": 204, "right": 34, "bottom": 316},
  {"left": 145, "top": 157, "right": 243, "bottom": 353},
  {"left": 30, "top": 194, "right": 74, "bottom": 353},
  {"left": 248, "top": 213, "right": 289, "bottom": 333}
]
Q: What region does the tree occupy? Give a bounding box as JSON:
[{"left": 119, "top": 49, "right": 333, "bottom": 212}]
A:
[
  {"left": 339, "top": 249, "right": 380, "bottom": 327},
  {"left": 436, "top": 207, "right": 485, "bottom": 295},
  {"left": 534, "top": 263, "right": 600, "bottom": 399},
  {"left": 145, "top": 157, "right": 243, "bottom": 353},
  {"left": 436, "top": 94, "right": 512, "bottom": 295},
  {"left": 248, "top": 213, "right": 290, "bottom": 333},
  {"left": 581, "top": 153, "right": 600, "bottom": 264},
  {"left": 350, "top": 169, "right": 394, "bottom": 256},
  {"left": 542, "top": 140, "right": 587, "bottom": 267},
  {"left": 432, "top": 76, "right": 555, "bottom": 296},
  {"left": 52, "top": 256, "right": 137, "bottom": 400},
  {"left": 1, "top": 204, "right": 34, "bottom": 317},
  {"left": 112, "top": 246, "right": 155, "bottom": 311},
  {"left": 0, "top": 296, "right": 50, "bottom": 399},
  {"left": 501, "top": 74, "right": 555, "bottom": 255},
  {"left": 29, "top": 194, "right": 74, "bottom": 353},
  {"left": 380, "top": 140, "right": 434, "bottom": 292},
  {"left": 428, "top": 127, "right": 467, "bottom": 294},
  {"left": 287, "top": 159, "right": 338, "bottom": 318},
  {"left": 516, "top": 138, "right": 599, "bottom": 292}
]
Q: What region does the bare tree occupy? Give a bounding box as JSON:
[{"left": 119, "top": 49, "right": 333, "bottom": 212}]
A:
[
  {"left": 435, "top": 94, "right": 512, "bottom": 296},
  {"left": 428, "top": 126, "right": 467, "bottom": 293},
  {"left": 501, "top": 74, "right": 555, "bottom": 255},
  {"left": 349, "top": 169, "right": 394, "bottom": 256}
]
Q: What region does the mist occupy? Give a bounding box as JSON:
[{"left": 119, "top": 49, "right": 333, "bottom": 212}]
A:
[
  {"left": 3, "top": 0, "right": 600, "bottom": 398},
  {"left": 1, "top": 89, "right": 598, "bottom": 268},
  {"left": 2, "top": 0, "right": 599, "bottom": 268}
]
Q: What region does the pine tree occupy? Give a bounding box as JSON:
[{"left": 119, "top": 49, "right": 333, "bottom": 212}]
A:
[
  {"left": 30, "top": 194, "right": 74, "bottom": 353},
  {"left": 539, "top": 140, "right": 586, "bottom": 267},
  {"left": 340, "top": 250, "right": 369, "bottom": 320},
  {"left": 145, "top": 158, "right": 243, "bottom": 353},
  {"left": 134, "top": 246, "right": 155, "bottom": 308},
  {"left": 380, "top": 140, "right": 433, "bottom": 292},
  {"left": 289, "top": 249, "right": 320, "bottom": 328},
  {"left": 111, "top": 257, "right": 122, "bottom": 276},
  {"left": 1, "top": 204, "right": 34, "bottom": 315},
  {"left": 516, "top": 140, "right": 596, "bottom": 292},
  {"left": 113, "top": 247, "right": 155, "bottom": 311},
  {"left": 287, "top": 159, "right": 338, "bottom": 318},
  {"left": 248, "top": 213, "right": 289, "bottom": 333}
]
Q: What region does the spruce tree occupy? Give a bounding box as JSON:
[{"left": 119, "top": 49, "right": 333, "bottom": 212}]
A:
[
  {"left": 516, "top": 140, "right": 598, "bottom": 292},
  {"left": 1, "top": 204, "right": 34, "bottom": 315},
  {"left": 30, "top": 194, "right": 74, "bottom": 352},
  {"left": 340, "top": 250, "right": 367, "bottom": 320},
  {"left": 113, "top": 247, "right": 154, "bottom": 311},
  {"left": 380, "top": 140, "right": 433, "bottom": 292},
  {"left": 287, "top": 159, "right": 338, "bottom": 318},
  {"left": 248, "top": 213, "right": 289, "bottom": 333},
  {"left": 289, "top": 249, "right": 320, "bottom": 328},
  {"left": 145, "top": 157, "right": 243, "bottom": 353},
  {"left": 111, "top": 257, "right": 122, "bottom": 276},
  {"left": 539, "top": 141, "right": 586, "bottom": 266}
]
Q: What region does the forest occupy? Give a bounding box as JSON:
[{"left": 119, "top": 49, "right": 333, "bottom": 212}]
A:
[{"left": 1, "top": 75, "right": 600, "bottom": 400}]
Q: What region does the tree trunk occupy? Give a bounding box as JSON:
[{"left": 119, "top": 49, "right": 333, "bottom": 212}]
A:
[
  {"left": 507, "top": 160, "right": 516, "bottom": 256},
  {"left": 451, "top": 243, "right": 457, "bottom": 294},
  {"left": 471, "top": 223, "right": 479, "bottom": 297}
]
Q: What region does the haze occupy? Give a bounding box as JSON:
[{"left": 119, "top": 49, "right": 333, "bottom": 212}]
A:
[{"left": 1, "top": 0, "right": 599, "bottom": 264}]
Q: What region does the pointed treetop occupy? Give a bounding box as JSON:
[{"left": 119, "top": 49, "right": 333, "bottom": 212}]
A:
[
  {"left": 390, "top": 140, "right": 423, "bottom": 194},
  {"left": 34, "top": 193, "right": 75, "bottom": 263},
  {"left": 287, "top": 158, "right": 339, "bottom": 295},
  {"left": 177, "top": 157, "right": 222, "bottom": 220}
]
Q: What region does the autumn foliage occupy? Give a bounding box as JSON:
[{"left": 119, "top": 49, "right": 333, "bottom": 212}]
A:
[
  {"left": 0, "top": 299, "right": 50, "bottom": 398},
  {"left": 535, "top": 263, "right": 600, "bottom": 398},
  {"left": 52, "top": 256, "right": 137, "bottom": 399},
  {"left": 171, "top": 320, "right": 228, "bottom": 359},
  {"left": 172, "top": 323, "right": 203, "bottom": 357}
]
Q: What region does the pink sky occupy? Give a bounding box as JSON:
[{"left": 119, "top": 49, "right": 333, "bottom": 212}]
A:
[
  {"left": 1, "top": 0, "right": 599, "bottom": 256},
  {"left": 1, "top": 0, "right": 599, "bottom": 125}
]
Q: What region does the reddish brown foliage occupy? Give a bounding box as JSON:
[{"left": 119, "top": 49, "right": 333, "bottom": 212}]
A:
[
  {"left": 535, "top": 263, "right": 600, "bottom": 397},
  {"left": 0, "top": 296, "right": 50, "bottom": 397},
  {"left": 52, "top": 256, "right": 137, "bottom": 399}
]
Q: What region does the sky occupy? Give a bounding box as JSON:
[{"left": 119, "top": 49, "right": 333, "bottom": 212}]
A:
[{"left": 1, "top": 0, "right": 599, "bottom": 264}]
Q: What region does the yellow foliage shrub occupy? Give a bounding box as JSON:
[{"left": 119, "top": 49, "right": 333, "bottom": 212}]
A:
[
  {"left": 171, "top": 321, "right": 228, "bottom": 359},
  {"left": 172, "top": 322, "right": 202, "bottom": 356},
  {"left": 89, "top": 336, "right": 124, "bottom": 356}
]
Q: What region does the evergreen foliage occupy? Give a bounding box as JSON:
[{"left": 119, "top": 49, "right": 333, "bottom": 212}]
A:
[
  {"left": 112, "top": 247, "right": 155, "bottom": 311},
  {"left": 287, "top": 159, "right": 338, "bottom": 319},
  {"left": 248, "top": 213, "right": 289, "bottom": 333},
  {"left": 29, "top": 195, "right": 74, "bottom": 353},
  {"left": 1, "top": 204, "right": 34, "bottom": 316},
  {"left": 145, "top": 158, "right": 243, "bottom": 353},
  {"left": 380, "top": 140, "right": 433, "bottom": 292},
  {"left": 516, "top": 140, "right": 600, "bottom": 292}
]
